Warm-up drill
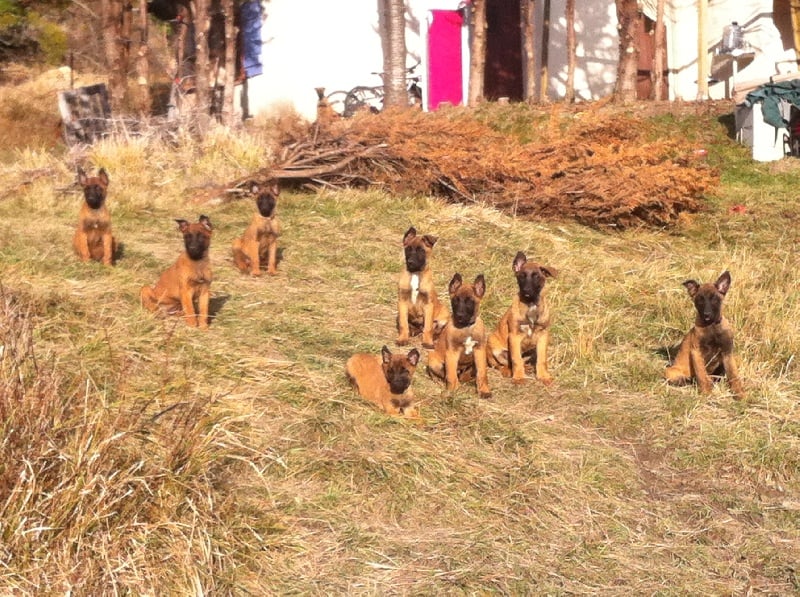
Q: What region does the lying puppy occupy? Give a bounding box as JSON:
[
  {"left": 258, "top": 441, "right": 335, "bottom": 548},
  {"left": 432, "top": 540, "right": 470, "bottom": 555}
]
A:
[
  {"left": 345, "top": 346, "right": 421, "bottom": 417},
  {"left": 140, "top": 215, "right": 213, "bottom": 329},
  {"left": 396, "top": 226, "right": 449, "bottom": 348},
  {"left": 427, "top": 273, "right": 492, "bottom": 399},
  {"left": 73, "top": 166, "right": 116, "bottom": 265},
  {"left": 232, "top": 180, "right": 281, "bottom": 276},
  {"left": 488, "top": 252, "right": 557, "bottom": 385},
  {"left": 664, "top": 270, "right": 744, "bottom": 399}
]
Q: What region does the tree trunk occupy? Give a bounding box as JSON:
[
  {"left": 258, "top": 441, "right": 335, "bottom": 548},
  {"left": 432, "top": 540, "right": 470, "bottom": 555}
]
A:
[
  {"left": 614, "top": 0, "right": 639, "bottom": 103},
  {"left": 468, "top": 0, "right": 487, "bottom": 106},
  {"left": 102, "top": 0, "right": 126, "bottom": 111},
  {"left": 381, "top": 0, "right": 408, "bottom": 109},
  {"left": 539, "top": 0, "right": 550, "bottom": 102},
  {"left": 565, "top": 0, "right": 576, "bottom": 103},
  {"left": 135, "top": 0, "right": 150, "bottom": 116},
  {"left": 221, "top": 0, "right": 236, "bottom": 125},
  {"left": 191, "top": 0, "right": 211, "bottom": 132},
  {"left": 696, "top": 0, "right": 708, "bottom": 100},
  {"left": 521, "top": 0, "right": 536, "bottom": 102},
  {"left": 652, "top": 0, "right": 666, "bottom": 100}
]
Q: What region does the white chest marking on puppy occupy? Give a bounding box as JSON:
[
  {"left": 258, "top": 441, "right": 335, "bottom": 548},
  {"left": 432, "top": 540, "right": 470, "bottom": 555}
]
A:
[
  {"left": 410, "top": 273, "right": 420, "bottom": 303},
  {"left": 464, "top": 335, "right": 476, "bottom": 354}
]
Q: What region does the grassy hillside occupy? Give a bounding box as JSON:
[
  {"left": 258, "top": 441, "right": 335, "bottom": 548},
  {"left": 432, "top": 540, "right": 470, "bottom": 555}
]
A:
[{"left": 0, "top": 86, "right": 799, "bottom": 593}]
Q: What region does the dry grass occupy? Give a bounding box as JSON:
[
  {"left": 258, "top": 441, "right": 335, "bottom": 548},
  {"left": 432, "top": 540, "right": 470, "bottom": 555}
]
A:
[{"left": 0, "top": 75, "right": 799, "bottom": 594}]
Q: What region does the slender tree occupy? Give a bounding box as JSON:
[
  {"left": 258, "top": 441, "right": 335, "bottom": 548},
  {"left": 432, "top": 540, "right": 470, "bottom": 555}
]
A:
[
  {"left": 613, "top": 0, "right": 639, "bottom": 103},
  {"left": 221, "top": 0, "right": 236, "bottom": 125},
  {"left": 521, "top": 0, "right": 536, "bottom": 102},
  {"left": 539, "top": 0, "right": 550, "bottom": 102},
  {"left": 468, "top": 0, "right": 487, "bottom": 106},
  {"left": 101, "top": 0, "right": 126, "bottom": 110},
  {"left": 565, "top": 0, "right": 576, "bottom": 103},
  {"left": 135, "top": 0, "right": 150, "bottom": 115},
  {"left": 382, "top": 0, "right": 408, "bottom": 109},
  {"left": 191, "top": 0, "right": 212, "bottom": 131},
  {"left": 652, "top": 0, "right": 666, "bottom": 100}
]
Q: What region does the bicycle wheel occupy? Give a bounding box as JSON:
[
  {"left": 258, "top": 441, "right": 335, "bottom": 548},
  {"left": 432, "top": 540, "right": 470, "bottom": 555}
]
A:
[
  {"left": 324, "top": 90, "right": 349, "bottom": 116},
  {"left": 343, "top": 86, "right": 384, "bottom": 117}
]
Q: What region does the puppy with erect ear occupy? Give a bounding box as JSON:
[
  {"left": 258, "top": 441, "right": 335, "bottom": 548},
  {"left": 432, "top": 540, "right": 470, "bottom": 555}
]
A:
[
  {"left": 426, "top": 273, "right": 492, "bottom": 399},
  {"left": 73, "top": 166, "right": 117, "bottom": 265},
  {"left": 232, "top": 179, "right": 282, "bottom": 276},
  {"left": 396, "top": 226, "right": 449, "bottom": 348},
  {"left": 664, "top": 271, "right": 744, "bottom": 399},
  {"left": 345, "top": 346, "right": 421, "bottom": 418},
  {"left": 488, "top": 251, "right": 557, "bottom": 385},
  {"left": 140, "top": 215, "right": 214, "bottom": 329}
]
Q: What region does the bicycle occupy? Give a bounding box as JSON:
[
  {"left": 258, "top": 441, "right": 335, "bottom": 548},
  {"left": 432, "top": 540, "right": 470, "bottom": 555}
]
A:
[{"left": 326, "top": 63, "right": 423, "bottom": 118}]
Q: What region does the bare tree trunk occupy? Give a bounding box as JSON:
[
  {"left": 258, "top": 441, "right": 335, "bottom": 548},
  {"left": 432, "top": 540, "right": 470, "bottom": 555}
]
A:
[
  {"left": 221, "top": 0, "right": 236, "bottom": 125},
  {"left": 102, "top": 0, "right": 126, "bottom": 111},
  {"left": 565, "top": 0, "right": 576, "bottom": 103},
  {"left": 652, "top": 0, "right": 666, "bottom": 100},
  {"left": 614, "top": 0, "right": 639, "bottom": 103},
  {"left": 191, "top": 0, "right": 211, "bottom": 132},
  {"left": 135, "top": 0, "right": 150, "bottom": 116},
  {"left": 521, "top": 0, "right": 536, "bottom": 102},
  {"left": 539, "top": 0, "right": 550, "bottom": 102},
  {"left": 381, "top": 0, "right": 408, "bottom": 109},
  {"left": 468, "top": 0, "right": 487, "bottom": 106},
  {"left": 696, "top": 0, "right": 708, "bottom": 100}
]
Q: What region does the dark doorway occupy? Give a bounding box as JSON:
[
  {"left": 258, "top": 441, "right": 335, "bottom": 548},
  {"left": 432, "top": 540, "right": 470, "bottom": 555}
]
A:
[
  {"left": 636, "top": 13, "right": 669, "bottom": 100},
  {"left": 485, "top": 0, "right": 523, "bottom": 101}
]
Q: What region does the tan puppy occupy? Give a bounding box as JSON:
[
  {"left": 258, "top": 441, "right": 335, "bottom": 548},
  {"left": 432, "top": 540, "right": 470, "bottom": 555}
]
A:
[
  {"left": 488, "top": 252, "right": 557, "bottom": 385},
  {"left": 664, "top": 271, "right": 744, "bottom": 399},
  {"left": 397, "top": 226, "right": 449, "bottom": 348},
  {"left": 140, "top": 215, "right": 213, "bottom": 329},
  {"left": 345, "top": 346, "right": 421, "bottom": 417},
  {"left": 232, "top": 180, "right": 281, "bottom": 276},
  {"left": 427, "top": 273, "right": 492, "bottom": 399},
  {"left": 73, "top": 166, "right": 116, "bottom": 265}
]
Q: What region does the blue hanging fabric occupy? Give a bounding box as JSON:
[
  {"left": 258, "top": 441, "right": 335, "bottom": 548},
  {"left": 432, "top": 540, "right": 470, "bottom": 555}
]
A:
[{"left": 240, "top": 0, "right": 263, "bottom": 78}]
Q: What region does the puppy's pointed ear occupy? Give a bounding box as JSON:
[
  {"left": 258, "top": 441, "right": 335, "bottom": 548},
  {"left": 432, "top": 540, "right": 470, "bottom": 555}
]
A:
[
  {"left": 448, "top": 273, "right": 463, "bottom": 295},
  {"left": 402, "top": 227, "right": 417, "bottom": 246},
  {"left": 249, "top": 181, "right": 260, "bottom": 194},
  {"left": 175, "top": 219, "right": 190, "bottom": 232},
  {"left": 473, "top": 274, "right": 486, "bottom": 298},
  {"left": 97, "top": 168, "right": 109, "bottom": 186},
  {"left": 407, "top": 348, "right": 420, "bottom": 367},
  {"left": 381, "top": 345, "right": 392, "bottom": 364},
  {"left": 77, "top": 166, "right": 88, "bottom": 186},
  {"left": 512, "top": 252, "right": 527, "bottom": 273},
  {"left": 715, "top": 271, "right": 731, "bottom": 295},
  {"left": 421, "top": 234, "right": 438, "bottom": 249},
  {"left": 682, "top": 280, "right": 700, "bottom": 297},
  {"left": 540, "top": 265, "right": 558, "bottom": 278},
  {"left": 268, "top": 179, "right": 280, "bottom": 196},
  {"left": 199, "top": 214, "right": 212, "bottom": 230}
]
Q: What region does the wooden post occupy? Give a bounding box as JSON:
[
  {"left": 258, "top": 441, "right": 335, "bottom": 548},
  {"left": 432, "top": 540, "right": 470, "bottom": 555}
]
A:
[
  {"left": 791, "top": 0, "right": 800, "bottom": 66},
  {"left": 652, "top": 0, "right": 666, "bottom": 100},
  {"left": 468, "top": 0, "right": 487, "bottom": 106},
  {"left": 565, "top": 0, "right": 575, "bottom": 103},
  {"left": 136, "top": 0, "right": 151, "bottom": 116}
]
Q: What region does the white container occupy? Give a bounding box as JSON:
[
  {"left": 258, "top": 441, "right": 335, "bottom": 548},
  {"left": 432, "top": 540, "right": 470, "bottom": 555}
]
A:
[{"left": 736, "top": 101, "right": 789, "bottom": 162}]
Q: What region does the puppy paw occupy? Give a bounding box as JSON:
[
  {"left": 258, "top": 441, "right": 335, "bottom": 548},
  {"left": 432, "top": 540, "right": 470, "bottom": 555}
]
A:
[
  {"left": 538, "top": 376, "right": 554, "bottom": 386},
  {"left": 511, "top": 377, "right": 526, "bottom": 385}
]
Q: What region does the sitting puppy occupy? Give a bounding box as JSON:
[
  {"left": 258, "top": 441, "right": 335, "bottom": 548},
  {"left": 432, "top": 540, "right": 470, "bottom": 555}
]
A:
[
  {"left": 396, "top": 226, "right": 449, "bottom": 348},
  {"left": 488, "top": 252, "right": 557, "bottom": 385},
  {"left": 427, "top": 273, "right": 492, "bottom": 399},
  {"left": 232, "top": 180, "right": 281, "bottom": 276},
  {"left": 664, "top": 270, "right": 744, "bottom": 399},
  {"left": 73, "top": 166, "right": 117, "bottom": 265},
  {"left": 140, "top": 215, "right": 213, "bottom": 329},
  {"left": 345, "top": 346, "right": 421, "bottom": 418}
]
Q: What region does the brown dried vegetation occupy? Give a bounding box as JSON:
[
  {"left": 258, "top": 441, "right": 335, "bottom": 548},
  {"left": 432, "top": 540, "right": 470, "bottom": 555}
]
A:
[{"left": 258, "top": 106, "right": 718, "bottom": 229}]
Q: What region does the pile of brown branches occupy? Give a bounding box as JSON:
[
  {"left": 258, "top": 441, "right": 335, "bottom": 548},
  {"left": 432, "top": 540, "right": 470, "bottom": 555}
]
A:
[{"left": 253, "top": 106, "right": 719, "bottom": 229}]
